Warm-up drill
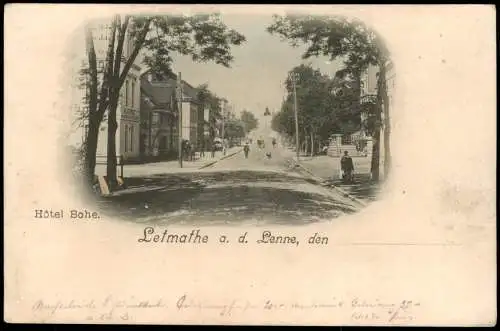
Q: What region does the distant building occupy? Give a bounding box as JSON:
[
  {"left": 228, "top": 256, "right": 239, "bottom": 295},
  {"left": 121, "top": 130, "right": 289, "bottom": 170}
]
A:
[
  {"left": 328, "top": 62, "right": 394, "bottom": 159},
  {"left": 359, "top": 64, "right": 379, "bottom": 139},
  {"left": 69, "top": 19, "right": 142, "bottom": 165},
  {"left": 385, "top": 60, "right": 395, "bottom": 120},
  {"left": 139, "top": 73, "right": 178, "bottom": 160},
  {"left": 139, "top": 70, "right": 203, "bottom": 160}
]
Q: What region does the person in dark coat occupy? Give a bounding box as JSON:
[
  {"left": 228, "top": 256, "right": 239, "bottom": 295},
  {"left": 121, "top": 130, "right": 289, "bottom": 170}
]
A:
[
  {"left": 243, "top": 142, "right": 250, "bottom": 159},
  {"left": 200, "top": 140, "right": 205, "bottom": 158},
  {"left": 340, "top": 151, "right": 354, "bottom": 183}
]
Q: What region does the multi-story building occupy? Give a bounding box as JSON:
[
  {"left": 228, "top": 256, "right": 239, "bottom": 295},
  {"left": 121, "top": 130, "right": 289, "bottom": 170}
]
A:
[
  {"left": 359, "top": 64, "right": 379, "bottom": 139},
  {"left": 139, "top": 70, "right": 203, "bottom": 160},
  {"left": 69, "top": 19, "right": 142, "bottom": 168},
  {"left": 139, "top": 73, "right": 178, "bottom": 160},
  {"left": 385, "top": 60, "right": 395, "bottom": 120}
]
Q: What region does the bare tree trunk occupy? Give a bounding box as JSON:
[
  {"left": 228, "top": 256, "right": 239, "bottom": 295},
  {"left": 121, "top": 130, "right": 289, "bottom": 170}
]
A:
[
  {"left": 371, "top": 90, "right": 383, "bottom": 182},
  {"left": 379, "top": 60, "right": 391, "bottom": 180},
  {"left": 310, "top": 131, "right": 314, "bottom": 157},
  {"left": 303, "top": 128, "right": 308, "bottom": 154},
  {"left": 170, "top": 117, "right": 174, "bottom": 152},
  {"left": 304, "top": 134, "right": 309, "bottom": 155},
  {"left": 83, "top": 24, "right": 100, "bottom": 188},
  {"left": 371, "top": 127, "right": 381, "bottom": 182},
  {"left": 106, "top": 94, "right": 119, "bottom": 189},
  {"left": 106, "top": 16, "right": 152, "bottom": 190},
  {"left": 84, "top": 116, "right": 99, "bottom": 185},
  {"left": 148, "top": 111, "right": 153, "bottom": 155},
  {"left": 105, "top": 17, "right": 119, "bottom": 189}
]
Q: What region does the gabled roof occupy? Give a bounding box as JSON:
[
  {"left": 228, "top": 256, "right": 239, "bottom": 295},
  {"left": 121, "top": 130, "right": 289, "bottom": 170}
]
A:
[
  {"left": 140, "top": 75, "right": 175, "bottom": 107},
  {"left": 140, "top": 69, "right": 201, "bottom": 104}
]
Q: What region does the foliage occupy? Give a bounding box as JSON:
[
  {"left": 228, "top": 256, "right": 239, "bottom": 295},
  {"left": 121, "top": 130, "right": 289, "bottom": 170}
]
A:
[
  {"left": 79, "top": 13, "right": 246, "bottom": 189},
  {"left": 240, "top": 110, "right": 259, "bottom": 133},
  {"left": 267, "top": 14, "right": 388, "bottom": 71},
  {"left": 272, "top": 64, "right": 361, "bottom": 146},
  {"left": 196, "top": 83, "right": 224, "bottom": 139},
  {"left": 224, "top": 119, "right": 246, "bottom": 139},
  {"left": 267, "top": 14, "right": 391, "bottom": 180},
  {"left": 141, "top": 14, "right": 246, "bottom": 75}
]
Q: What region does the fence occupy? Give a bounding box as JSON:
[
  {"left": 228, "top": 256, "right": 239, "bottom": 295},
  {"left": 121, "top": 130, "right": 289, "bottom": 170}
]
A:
[
  {"left": 327, "top": 134, "right": 371, "bottom": 158},
  {"left": 95, "top": 155, "right": 124, "bottom": 177}
]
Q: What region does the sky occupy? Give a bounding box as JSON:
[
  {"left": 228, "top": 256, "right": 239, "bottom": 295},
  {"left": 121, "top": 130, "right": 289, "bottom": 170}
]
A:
[
  {"left": 170, "top": 14, "right": 344, "bottom": 123},
  {"left": 64, "top": 13, "right": 345, "bottom": 128}
]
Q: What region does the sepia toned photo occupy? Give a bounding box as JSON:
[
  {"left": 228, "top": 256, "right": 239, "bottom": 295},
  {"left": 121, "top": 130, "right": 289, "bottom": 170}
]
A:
[
  {"left": 64, "top": 11, "right": 393, "bottom": 225},
  {"left": 4, "top": 4, "right": 496, "bottom": 326}
]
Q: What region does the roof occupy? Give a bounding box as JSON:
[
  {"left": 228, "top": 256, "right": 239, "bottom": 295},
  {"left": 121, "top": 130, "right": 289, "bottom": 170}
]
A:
[
  {"left": 140, "top": 69, "right": 201, "bottom": 105},
  {"left": 140, "top": 75, "right": 175, "bottom": 107}
]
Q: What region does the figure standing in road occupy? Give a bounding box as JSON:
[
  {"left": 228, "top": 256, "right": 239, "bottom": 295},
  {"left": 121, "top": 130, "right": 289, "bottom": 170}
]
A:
[
  {"left": 272, "top": 138, "right": 277, "bottom": 148},
  {"left": 200, "top": 140, "right": 205, "bottom": 159},
  {"left": 243, "top": 142, "right": 250, "bottom": 159},
  {"left": 340, "top": 151, "right": 354, "bottom": 183},
  {"left": 211, "top": 140, "right": 216, "bottom": 158}
]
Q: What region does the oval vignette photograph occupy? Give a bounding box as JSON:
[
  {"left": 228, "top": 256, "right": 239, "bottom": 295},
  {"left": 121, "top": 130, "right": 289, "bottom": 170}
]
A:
[{"left": 64, "top": 12, "right": 395, "bottom": 226}]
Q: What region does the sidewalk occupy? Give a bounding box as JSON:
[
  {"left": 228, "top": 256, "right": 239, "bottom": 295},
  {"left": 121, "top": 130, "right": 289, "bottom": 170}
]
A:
[
  {"left": 94, "top": 147, "right": 241, "bottom": 178},
  {"left": 282, "top": 147, "right": 380, "bottom": 203}
]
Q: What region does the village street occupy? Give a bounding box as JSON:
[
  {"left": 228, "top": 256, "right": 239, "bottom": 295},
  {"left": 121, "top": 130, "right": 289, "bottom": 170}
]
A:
[{"left": 96, "top": 136, "right": 375, "bottom": 226}]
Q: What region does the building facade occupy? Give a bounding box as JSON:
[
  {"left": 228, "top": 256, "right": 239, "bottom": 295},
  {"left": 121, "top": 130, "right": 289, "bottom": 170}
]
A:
[
  {"left": 139, "top": 70, "right": 203, "bottom": 160},
  {"left": 385, "top": 60, "right": 395, "bottom": 120},
  {"left": 359, "top": 64, "right": 379, "bottom": 138},
  {"left": 139, "top": 73, "right": 178, "bottom": 160},
  {"left": 69, "top": 19, "right": 142, "bottom": 166}
]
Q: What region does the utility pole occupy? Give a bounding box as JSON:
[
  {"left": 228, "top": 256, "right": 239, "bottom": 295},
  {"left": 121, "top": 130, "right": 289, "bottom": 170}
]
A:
[
  {"left": 176, "top": 72, "right": 183, "bottom": 168},
  {"left": 290, "top": 72, "right": 300, "bottom": 161},
  {"left": 221, "top": 99, "right": 227, "bottom": 155},
  {"left": 221, "top": 100, "right": 227, "bottom": 138}
]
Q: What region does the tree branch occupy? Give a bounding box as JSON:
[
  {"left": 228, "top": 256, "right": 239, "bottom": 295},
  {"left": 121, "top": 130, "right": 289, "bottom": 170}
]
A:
[
  {"left": 118, "top": 17, "right": 153, "bottom": 89},
  {"left": 96, "top": 17, "right": 118, "bottom": 119},
  {"left": 113, "top": 15, "right": 130, "bottom": 81},
  {"left": 84, "top": 25, "right": 98, "bottom": 116}
]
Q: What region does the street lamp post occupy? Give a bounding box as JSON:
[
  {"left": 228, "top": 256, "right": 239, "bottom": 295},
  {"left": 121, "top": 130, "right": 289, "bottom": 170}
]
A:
[{"left": 290, "top": 72, "right": 300, "bottom": 161}]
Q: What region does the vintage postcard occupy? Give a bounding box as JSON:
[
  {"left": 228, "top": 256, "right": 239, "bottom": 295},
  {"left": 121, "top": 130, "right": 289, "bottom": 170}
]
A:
[{"left": 4, "top": 4, "right": 496, "bottom": 326}]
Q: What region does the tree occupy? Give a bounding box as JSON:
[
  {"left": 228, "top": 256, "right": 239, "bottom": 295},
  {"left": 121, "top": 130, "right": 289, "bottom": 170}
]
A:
[
  {"left": 282, "top": 64, "right": 338, "bottom": 156},
  {"left": 196, "top": 83, "right": 224, "bottom": 142},
  {"left": 223, "top": 119, "right": 246, "bottom": 144},
  {"left": 240, "top": 110, "right": 259, "bottom": 134},
  {"left": 81, "top": 13, "right": 245, "bottom": 190},
  {"left": 80, "top": 23, "right": 112, "bottom": 189},
  {"left": 267, "top": 14, "right": 391, "bottom": 181}
]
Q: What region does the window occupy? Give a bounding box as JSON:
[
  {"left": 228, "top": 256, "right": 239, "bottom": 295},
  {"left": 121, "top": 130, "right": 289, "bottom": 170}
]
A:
[
  {"left": 124, "top": 124, "right": 129, "bottom": 152},
  {"left": 125, "top": 80, "right": 129, "bottom": 106},
  {"left": 152, "top": 113, "right": 160, "bottom": 125},
  {"left": 127, "top": 33, "right": 134, "bottom": 58},
  {"left": 99, "top": 24, "right": 107, "bottom": 40},
  {"left": 131, "top": 80, "right": 135, "bottom": 108},
  {"left": 130, "top": 126, "right": 134, "bottom": 152}
]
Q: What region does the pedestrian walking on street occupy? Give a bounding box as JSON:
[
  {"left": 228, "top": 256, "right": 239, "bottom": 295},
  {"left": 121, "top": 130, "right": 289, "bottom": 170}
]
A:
[
  {"left": 340, "top": 151, "right": 354, "bottom": 183},
  {"left": 243, "top": 142, "right": 250, "bottom": 159},
  {"left": 211, "top": 142, "right": 216, "bottom": 158},
  {"left": 272, "top": 138, "right": 277, "bottom": 148},
  {"left": 200, "top": 140, "right": 205, "bottom": 159}
]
